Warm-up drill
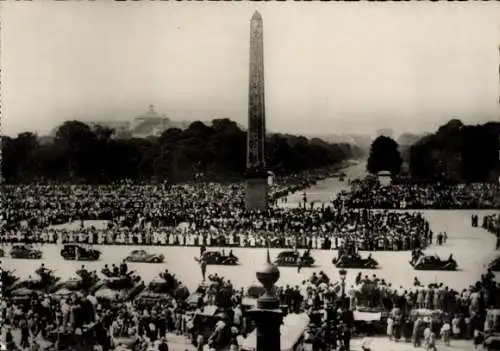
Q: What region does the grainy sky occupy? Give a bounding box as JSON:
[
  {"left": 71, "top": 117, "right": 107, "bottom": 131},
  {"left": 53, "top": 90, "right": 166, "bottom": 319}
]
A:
[{"left": 1, "top": 2, "right": 499, "bottom": 137}]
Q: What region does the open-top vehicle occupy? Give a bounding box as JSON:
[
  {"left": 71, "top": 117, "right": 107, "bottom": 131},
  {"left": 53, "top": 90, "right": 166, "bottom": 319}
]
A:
[
  {"left": 124, "top": 249, "right": 164, "bottom": 263},
  {"left": 332, "top": 253, "right": 378, "bottom": 269},
  {"left": 196, "top": 251, "right": 239, "bottom": 265},
  {"left": 1, "top": 270, "right": 20, "bottom": 295},
  {"left": 410, "top": 254, "right": 457, "bottom": 271},
  {"left": 10, "top": 244, "right": 42, "bottom": 259},
  {"left": 187, "top": 281, "right": 213, "bottom": 308},
  {"left": 10, "top": 268, "right": 60, "bottom": 294},
  {"left": 60, "top": 244, "right": 101, "bottom": 261},
  {"left": 94, "top": 272, "right": 145, "bottom": 303},
  {"left": 135, "top": 273, "right": 189, "bottom": 307},
  {"left": 274, "top": 250, "right": 315, "bottom": 267},
  {"left": 51, "top": 269, "right": 101, "bottom": 295},
  {"left": 187, "top": 306, "right": 231, "bottom": 349}
]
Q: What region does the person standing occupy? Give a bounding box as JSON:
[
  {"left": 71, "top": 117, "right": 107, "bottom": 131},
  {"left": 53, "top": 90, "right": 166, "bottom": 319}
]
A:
[
  {"left": 200, "top": 256, "right": 207, "bottom": 281},
  {"left": 441, "top": 321, "right": 451, "bottom": 346},
  {"left": 386, "top": 316, "right": 394, "bottom": 341},
  {"left": 200, "top": 244, "right": 206, "bottom": 257},
  {"left": 341, "top": 323, "right": 351, "bottom": 351},
  {"left": 20, "top": 318, "right": 30, "bottom": 349}
]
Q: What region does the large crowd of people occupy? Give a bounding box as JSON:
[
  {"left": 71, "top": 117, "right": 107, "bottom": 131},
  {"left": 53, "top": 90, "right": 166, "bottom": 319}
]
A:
[
  {"left": 3, "top": 162, "right": 500, "bottom": 351},
  {"left": 1, "top": 182, "right": 432, "bottom": 252},
  {"left": 338, "top": 181, "right": 500, "bottom": 209},
  {"left": 2, "top": 259, "right": 500, "bottom": 351}
]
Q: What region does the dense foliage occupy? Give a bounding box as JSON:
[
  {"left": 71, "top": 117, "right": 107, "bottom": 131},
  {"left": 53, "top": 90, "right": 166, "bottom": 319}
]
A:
[
  {"left": 408, "top": 120, "right": 500, "bottom": 183},
  {"left": 366, "top": 136, "right": 403, "bottom": 175},
  {"left": 2, "top": 119, "right": 362, "bottom": 184}
]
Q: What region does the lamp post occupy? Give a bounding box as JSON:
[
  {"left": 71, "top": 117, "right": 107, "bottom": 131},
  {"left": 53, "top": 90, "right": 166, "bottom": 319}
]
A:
[
  {"left": 339, "top": 268, "right": 347, "bottom": 307},
  {"left": 246, "top": 249, "right": 283, "bottom": 351}
]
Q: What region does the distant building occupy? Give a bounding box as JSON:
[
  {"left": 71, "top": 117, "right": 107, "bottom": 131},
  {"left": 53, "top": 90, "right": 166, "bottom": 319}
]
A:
[
  {"left": 130, "top": 105, "right": 189, "bottom": 138},
  {"left": 44, "top": 105, "right": 192, "bottom": 140}
]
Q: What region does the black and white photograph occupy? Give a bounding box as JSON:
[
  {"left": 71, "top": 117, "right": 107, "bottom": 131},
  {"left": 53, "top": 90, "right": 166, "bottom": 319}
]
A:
[{"left": 1, "top": 2, "right": 500, "bottom": 351}]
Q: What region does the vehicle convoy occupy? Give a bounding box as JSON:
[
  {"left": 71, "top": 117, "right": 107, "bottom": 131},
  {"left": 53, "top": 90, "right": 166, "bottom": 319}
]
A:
[
  {"left": 136, "top": 271, "right": 189, "bottom": 307},
  {"left": 332, "top": 252, "right": 378, "bottom": 269},
  {"left": 187, "top": 274, "right": 230, "bottom": 308},
  {"left": 51, "top": 267, "right": 101, "bottom": 295},
  {"left": 94, "top": 269, "right": 145, "bottom": 303},
  {"left": 10, "top": 244, "right": 43, "bottom": 259},
  {"left": 10, "top": 265, "right": 60, "bottom": 294},
  {"left": 60, "top": 244, "right": 101, "bottom": 261},
  {"left": 410, "top": 253, "right": 458, "bottom": 271},
  {"left": 195, "top": 250, "right": 239, "bottom": 265},
  {"left": 274, "top": 250, "right": 315, "bottom": 267},
  {"left": 124, "top": 249, "right": 165, "bottom": 263}
]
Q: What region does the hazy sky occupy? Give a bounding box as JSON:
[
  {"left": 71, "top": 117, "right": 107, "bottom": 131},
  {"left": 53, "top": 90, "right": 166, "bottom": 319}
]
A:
[{"left": 1, "top": 2, "right": 499, "bottom": 137}]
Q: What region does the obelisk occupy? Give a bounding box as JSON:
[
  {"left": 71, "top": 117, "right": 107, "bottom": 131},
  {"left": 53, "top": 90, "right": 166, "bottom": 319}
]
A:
[{"left": 246, "top": 11, "right": 268, "bottom": 211}]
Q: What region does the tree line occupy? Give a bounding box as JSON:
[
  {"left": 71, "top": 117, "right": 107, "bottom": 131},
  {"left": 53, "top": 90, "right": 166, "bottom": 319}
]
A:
[
  {"left": 409, "top": 119, "right": 499, "bottom": 183},
  {"left": 2, "top": 119, "right": 363, "bottom": 184},
  {"left": 366, "top": 119, "right": 499, "bottom": 183}
]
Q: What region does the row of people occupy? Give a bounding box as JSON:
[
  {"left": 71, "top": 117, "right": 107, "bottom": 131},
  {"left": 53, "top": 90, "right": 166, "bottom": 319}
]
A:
[
  {"left": 2, "top": 228, "right": 431, "bottom": 253},
  {"left": 2, "top": 208, "right": 432, "bottom": 252},
  {"left": 336, "top": 181, "right": 500, "bottom": 209}
]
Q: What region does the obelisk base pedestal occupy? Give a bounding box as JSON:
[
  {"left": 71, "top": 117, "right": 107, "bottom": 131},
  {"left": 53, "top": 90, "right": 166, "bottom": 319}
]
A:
[{"left": 245, "top": 177, "right": 268, "bottom": 211}]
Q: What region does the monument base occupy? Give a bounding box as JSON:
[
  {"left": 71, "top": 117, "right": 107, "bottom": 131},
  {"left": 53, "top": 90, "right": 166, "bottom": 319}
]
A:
[{"left": 245, "top": 177, "right": 268, "bottom": 211}]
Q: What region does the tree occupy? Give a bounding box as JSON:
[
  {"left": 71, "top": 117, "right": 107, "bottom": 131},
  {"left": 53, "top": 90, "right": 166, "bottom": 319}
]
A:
[
  {"left": 54, "top": 120, "right": 98, "bottom": 179},
  {"left": 408, "top": 120, "right": 500, "bottom": 183},
  {"left": 2, "top": 118, "right": 360, "bottom": 184},
  {"left": 367, "top": 136, "right": 402, "bottom": 175}
]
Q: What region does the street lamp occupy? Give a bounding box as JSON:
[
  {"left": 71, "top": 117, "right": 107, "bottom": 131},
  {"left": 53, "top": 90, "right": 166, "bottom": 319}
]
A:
[{"left": 246, "top": 248, "right": 283, "bottom": 351}]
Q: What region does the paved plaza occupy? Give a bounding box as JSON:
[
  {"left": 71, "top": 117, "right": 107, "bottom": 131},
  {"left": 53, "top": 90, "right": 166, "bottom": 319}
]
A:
[{"left": 2, "top": 208, "right": 497, "bottom": 294}]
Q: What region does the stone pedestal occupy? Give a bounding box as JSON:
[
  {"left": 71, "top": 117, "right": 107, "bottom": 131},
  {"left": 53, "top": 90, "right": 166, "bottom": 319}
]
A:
[
  {"left": 245, "top": 177, "right": 268, "bottom": 211},
  {"left": 246, "top": 308, "right": 283, "bottom": 351}
]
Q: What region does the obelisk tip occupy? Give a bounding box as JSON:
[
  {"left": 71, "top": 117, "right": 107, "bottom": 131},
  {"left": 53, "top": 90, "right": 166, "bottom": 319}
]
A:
[{"left": 252, "top": 11, "right": 262, "bottom": 21}]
